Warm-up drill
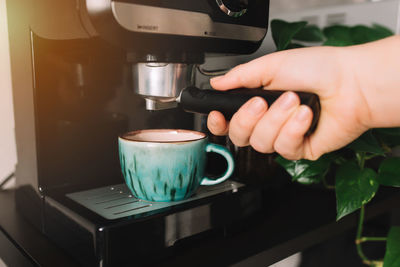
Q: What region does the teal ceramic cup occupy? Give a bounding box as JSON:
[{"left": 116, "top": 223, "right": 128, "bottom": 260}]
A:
[{"left": 118, "top": 129, "right": 234, "bottom": 202}]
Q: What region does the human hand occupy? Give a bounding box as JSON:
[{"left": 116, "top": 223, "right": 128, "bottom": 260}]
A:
[{"left": 207, "top": 36, "right": 400, "bottom": 160}]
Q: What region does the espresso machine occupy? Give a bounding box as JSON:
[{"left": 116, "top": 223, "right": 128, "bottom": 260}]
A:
[{"left": 6, "top": 0, "right": 318, "bottom": 266}]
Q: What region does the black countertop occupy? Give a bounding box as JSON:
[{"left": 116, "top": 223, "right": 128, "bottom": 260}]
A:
[{"left": 0, "top": 185, "right": 399, "bottom": 267}]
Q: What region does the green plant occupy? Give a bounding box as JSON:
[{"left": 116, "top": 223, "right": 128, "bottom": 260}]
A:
[{"left": 271, "top": 19, "right": 400, "bottom": 267}]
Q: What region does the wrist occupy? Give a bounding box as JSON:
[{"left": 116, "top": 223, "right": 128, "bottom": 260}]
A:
[{"left": 348, "top": 35, "right": 400, "bottom": 128}]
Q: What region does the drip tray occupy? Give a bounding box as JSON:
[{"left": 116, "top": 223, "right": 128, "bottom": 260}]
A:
[{"left": 67, "top": 181, "right": 244, "bottom": 220}]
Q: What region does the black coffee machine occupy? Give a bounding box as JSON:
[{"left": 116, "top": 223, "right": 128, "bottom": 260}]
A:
[{"left": 7, "top": 0, "right": 271, "bottom": 266}]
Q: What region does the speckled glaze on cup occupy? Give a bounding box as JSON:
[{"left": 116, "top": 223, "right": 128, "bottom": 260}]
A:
[{"left": 118, "top": 129, "right": 234, "bottom": 202}]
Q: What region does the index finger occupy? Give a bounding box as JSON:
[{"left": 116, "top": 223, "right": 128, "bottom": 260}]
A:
[{"left": 210, "top": 46, "right": 342, "bottom": 97}]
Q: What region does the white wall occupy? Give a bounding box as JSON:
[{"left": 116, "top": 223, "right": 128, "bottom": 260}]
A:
[
  {"left": 0, "top": 0, "right": 17, "bottom": 188},
  {"left": 270, "top": 0, "right": 368, "bottom": 14}
]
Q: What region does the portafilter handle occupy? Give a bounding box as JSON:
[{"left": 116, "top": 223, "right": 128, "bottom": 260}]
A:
[{"left": 178, "top": 86, "right": 320, "bottom": 136}]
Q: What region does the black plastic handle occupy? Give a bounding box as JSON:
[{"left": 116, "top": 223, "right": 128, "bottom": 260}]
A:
[{"left": 179, "top": 86, "right": 320, "bottom": 135}]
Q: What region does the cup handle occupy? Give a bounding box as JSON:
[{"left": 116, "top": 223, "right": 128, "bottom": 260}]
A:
[{"left": 200, "top": 143, "right": 235, "bottom": 186}]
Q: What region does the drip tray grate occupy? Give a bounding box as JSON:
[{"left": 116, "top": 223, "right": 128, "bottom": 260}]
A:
[{"left": 67, "top": 181, "right": 244, "bottom": 220}]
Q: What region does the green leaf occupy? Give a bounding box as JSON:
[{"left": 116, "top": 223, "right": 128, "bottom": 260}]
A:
[
  {"left": 296, "top": 175, "right": 323, "bottom": 185},
  {"left": 271, "top": 19, "right": 308, "bottom": 51},
  {"left": 275, "top": 154, "right": 334, "bottom": 184},
  {"left": 374, "top": 128, "right": 400, "bottom": 147},
  {"left": 347, "top": 131, "right": 385, "bottom": 155},
  {"left": 293, "top": 25, "right": 325, "bottom": 42},
  {"left": 375, "top": 128, "right": 400, "bottom": 136},
  {"left": 377, "top": 157, "right": 400, "bottom": 187},
  {"left": 335, "top": 162, "right": 379, "bottom": 220},
  {"left": 323, "top": 24, "right": 393, "bottom": 47},
  {"left": 286, "top": 43, "right": 305, "bottom": 49},
  {"left": 334, "top": 156, "right": 348, "bottom": 165},
  {"left": 351, "top": 25, "right": 393, "bottom": 45},
  {"left": 383, "top": 227, "right": 400, "bottom": 267},
  {"left": 372, "top": 24, "right": 394, "bottom": 38},
  {"left": 351, "top": 25, "right": 379, "bottom": 45},
  {"left": 323, "top": 39, "right": 352, "bottom": 46},
  {"left": 323, "top": 25, "right": 353, "bottom": 46}
]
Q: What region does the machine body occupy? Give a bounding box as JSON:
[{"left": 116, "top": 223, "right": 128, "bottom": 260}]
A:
[{"left": 7, "top": 0, "right": 271, "bottom": 266}]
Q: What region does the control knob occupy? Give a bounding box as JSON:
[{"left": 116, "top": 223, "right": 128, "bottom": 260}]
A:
[{"left": 216, "top": 0, "right": 248, "bottom": 17}]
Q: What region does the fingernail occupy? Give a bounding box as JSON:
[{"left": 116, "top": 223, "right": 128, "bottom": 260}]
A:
[
  {"left": 280, "top": 92, "right": 298, "bottom": 110},
  {"left": 295, "top": 106, "right": 311, "bottom": 122},
  {"left": 248, "top": 97, "right": 266, "bottom": 115},
  {"left": 209, "top": 114, "right": 218, "bottom": 126}
]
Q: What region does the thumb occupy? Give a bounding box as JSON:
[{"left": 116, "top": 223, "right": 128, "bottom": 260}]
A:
[{"left": 210, "top": 46, "right": 341, "bottom": 97}]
